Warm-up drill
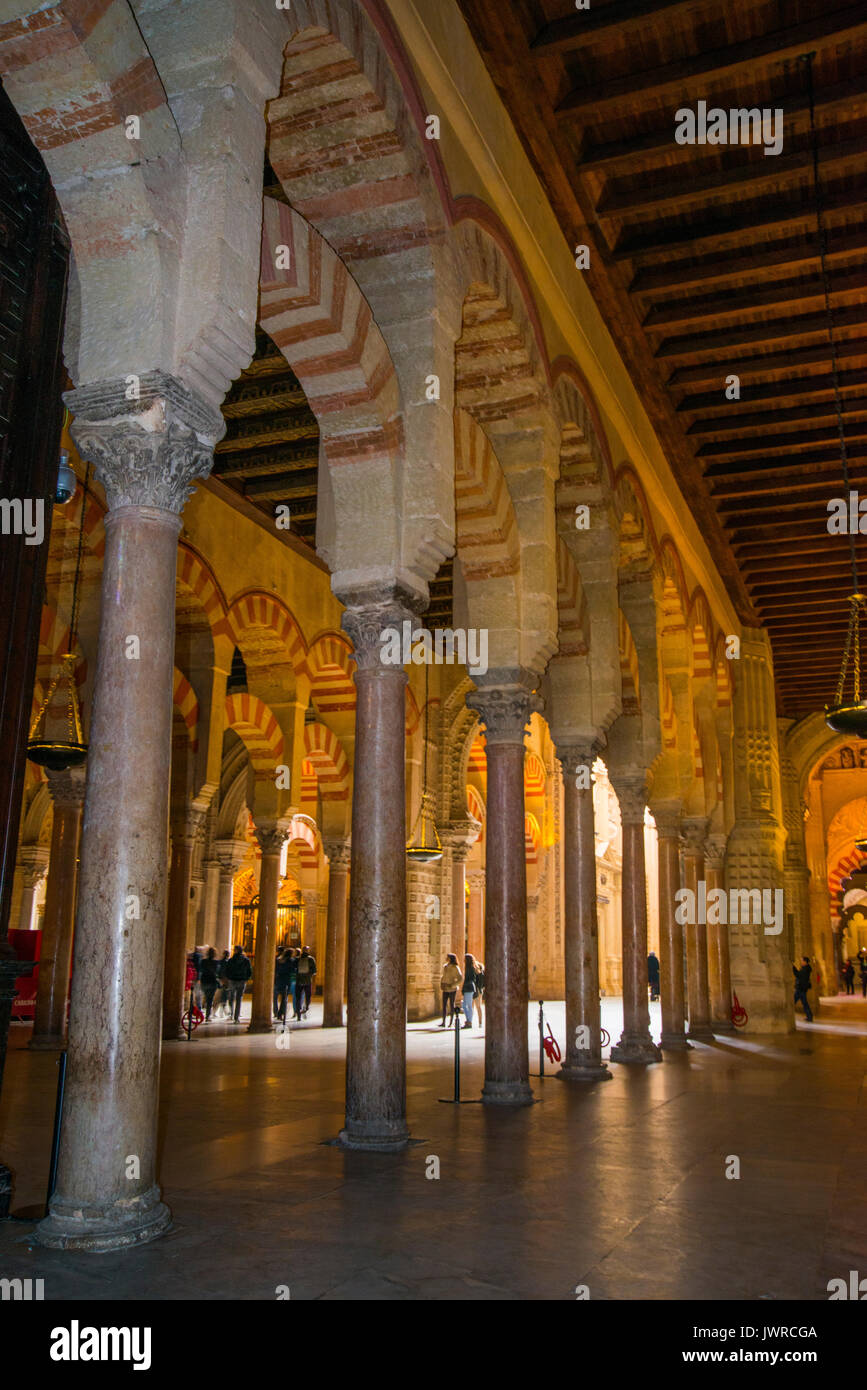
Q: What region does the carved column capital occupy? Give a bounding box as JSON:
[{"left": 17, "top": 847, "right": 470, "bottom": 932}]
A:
[
  {"left": 555, "top": 742, "right": 599, "bottom": 784},
  {"left": 466, "top": 673, "right": 539, "bottom": 746},
  {"left": 681, "top": 816, "right": 710, "bottom": 854},
  {"left": 610, "top": 774, "right": 648, "bottom": 825},
  {"left": 171, "top": 808, "right": 205, "bottom": 848},
  {"left": 441, "top": 819, "right": 481, "bottom": 860},
  {"left": 18, "top": 844, "right": 49, "bottom": 888},
  {"left": 323, "top": 839, "right": 352, "bottom": 872},
  {"left": 467, "top": 870, "right": 486, "bottom": 892},
  {"left": 45, "top": 767, "right": 87, "bottom": 811},
  {"left": 65, "top": 373, "right": 224, "bottom": 514},
  {"left": 703, "top": 835, "right": 728, "bottom": 872},
  {"left": 215, "top": 838, "right": 246, "bottom": 876},
  {"left": 339, "top": 585, "right": 423, "bottom": 673},
  {"left": 254, "top": 822, "right": 288, "bottom": 856},
  {"left": 649, "top": 806, "right": 682, "bottom": 840}
]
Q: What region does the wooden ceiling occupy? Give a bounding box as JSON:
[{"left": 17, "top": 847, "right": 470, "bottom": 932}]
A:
[{"left": 456, "top": 0, "right": 867, "bottom": 718}]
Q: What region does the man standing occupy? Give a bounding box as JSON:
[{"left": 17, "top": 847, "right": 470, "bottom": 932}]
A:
[
  {"left": 647, "top": 951, "right": 661, "bottom": 1003},
  {"left": 295, "top": 946, "right": 317, "bottom": 1018},
  {"left": 793, "top": 956, "right": 814, "bottom": 1022},
  {"left": 224, "top": 944, "right": 253, "bottom": 1022}
]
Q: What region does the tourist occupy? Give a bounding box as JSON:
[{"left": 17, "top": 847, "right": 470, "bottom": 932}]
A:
[
  {"left": 439, "top": 953, "right": 462, "bottom": 1027},
  {"left": 199, "top": 947, "right": 221, "bottom": 1021},
  {"left": 224, "top": 944, "right": 252, "bottom": 1022},
  {"left": 647, "top": 950, "right": 660, "bottom": 1002},
  {"left": 295, "top": 946, "right": 316, "bottom": 1017},
  {"left": 287, "top": 948, "right": 301, "bottom": 1019},
  {"left": 274, "top": 949, "right": 293, "bottom": 1021},
  {"left": 272, "top": 948, "right": 283, "bottom": 1018},
  {"left": 793, "top": 955, "right": 814, "bottom": 1023},
  {"left": 461, "top": 953, "right": 478, "bottom": 1028},
  {"left": 860, "top": 955, "right": 867, "bottom": 999},
  {"left": 473, "top": 957, "right": 485, "bottom": 1025},
  {"left": 215, "top": 949, "right": 231, "bottom": 1017},
  {"left": 844, "top": 958, "right": 856, "bottom": 995}
]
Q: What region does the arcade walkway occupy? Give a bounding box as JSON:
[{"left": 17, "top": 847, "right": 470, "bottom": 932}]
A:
[{"left": 1, "top": 999, "right": 865, "bottom": 1301}]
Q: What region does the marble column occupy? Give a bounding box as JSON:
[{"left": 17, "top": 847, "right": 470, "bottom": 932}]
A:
[
  {"left": 214, "top": 839, "right": 245, "bottom": 954},
  {"left": 29, "top": 769, "right": 85, "bottom": 1050},
  {"left": 705, "top": 834, "right": 734, "bottom": 1031},
  {"left": 322, "top": 839, "right": 350, "bottom": 1027},
  {"left": 162, "top": 812, "right": 201, "bottom": 1041},
  {"left": 610, "top": 777, "right": 661, "bottom": 1064},
  {"left": 16, "top": 847, "right": 49, "bottom": 932},
  {"left": 36, "top": 374, "right": 221, "bottom": 1252},
  {"left": 339, "top": 589, "right": 416, "bottom": 1150},
  {"left": 655, "top": 813, "right": 690, "bottom": 1051},
  {"left": 442, "top": 821, "right": 478, "bottom": 955},
  {"left": 467, "top": 870, "right": 485, "bottom": 961},
  {"left": 556, "top": 746, "right": 610, "bottom": 1081},
  {"left": 683, "top": 817, "right": 714, "bottom": 1040},
  {"left": 467, "top": 677, "right": 537, "bottom": 1105},
  {"left": 248, "top": 823, "right": 287, "bottom": 1033},
  {"left": 200, "top": 858, "right": 221, "bottom": 947}
]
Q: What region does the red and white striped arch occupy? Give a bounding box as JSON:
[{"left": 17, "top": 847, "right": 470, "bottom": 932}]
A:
[{"left": 225, "top": 693, "right": 284, "bottom": 778}]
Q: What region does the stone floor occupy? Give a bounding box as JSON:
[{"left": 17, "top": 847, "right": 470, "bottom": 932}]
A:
[{"left": 1, "top": 994, "right": 866, "bottom": 1300}]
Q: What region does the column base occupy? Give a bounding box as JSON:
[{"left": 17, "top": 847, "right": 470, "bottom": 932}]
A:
[
  {"left": 481, "top": 1079, "right": 535, "bottom": 1106},
  {"left": 36, "top": 1184, "right": 172, "bottom": 1253},
  {"left": 322, "top": 1012, "right": 345, "bottom": 1028},
  {"left": 162, "top": 1026, "right": 187, "bottom": 1042},
  {"left": 660, "top": 1032, "right": 693, "bottom": 1051},
  {"left": 711, "top": 1019, "right": 735, "bottom": 1033},
  {"left": 246, "top": 1021, "right": 275, "bottom": 1035},
  {"left": 337, "top": 1118, "right": 410, "bottom": 1153},
  {"left": 610, "top": 1035, "right": 662, "bottom": 1065},
  {"left": 28, "top": 1034, "right": 66, "bottom": 1051},
  {"left": 556, "top": 1063, "right": 612, "bottom": 1082},
  {"left": 686, "top": 1023, "right": 715, "bottom": 1041}
]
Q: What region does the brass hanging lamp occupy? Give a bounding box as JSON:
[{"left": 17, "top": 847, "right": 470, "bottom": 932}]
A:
[
  {"left": 27, "top": 460, "right": 89, "bottom": 771},
  {"left": 406, "top": 654, "right": 442, "bottom": 864},
  {"left": 800, "top": 54, "right": 867, "bottom": 736}
]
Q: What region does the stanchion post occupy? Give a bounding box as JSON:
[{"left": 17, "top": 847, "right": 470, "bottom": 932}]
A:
[
  {"left": 539, "top": 1000, "right": 545, "bottom": 1079},
  {"left": 454, "top": 1003, "right": 461, "bottom": 1102}
]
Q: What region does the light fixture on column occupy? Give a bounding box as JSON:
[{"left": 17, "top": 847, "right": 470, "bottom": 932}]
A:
[
  {"left": 800, "top": 54, "right": 867, "bottom": 737},
  {"left": 27, "top": 461, "right": 89, "bottom": 771},
  {"left": 406, "top": 655, "right": 442, "bottom": 864}
]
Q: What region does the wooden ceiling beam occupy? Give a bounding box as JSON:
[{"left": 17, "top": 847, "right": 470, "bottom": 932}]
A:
[
  {"left": 531, "top": 0, "right": 712, "bottom": 55},
  {"left": 243, "top": 469, "right": 318, "bottom": 500},
  {"left": 656, "top": 305, "right": 867, "bottom": 360},
  {"left": 632, "top": 227, "right": 867, "bottom": 295},
  {"left": 668, "top": 338, "right": 867, "bottom": 387},
  {"left": 556, "top": 9, "right": 867, "bottom": 120},
  {"left": 644, "top": 269, "right": 867, "bottom": 331},
  {"left": 676, "top": 370, "right": 867, "bottom": 415},
  {"left": 698, "top": 423, "right": 867, "bottom": 458},
  {"left": 688, "top": 397, "right": 867, "bottom": 435}
]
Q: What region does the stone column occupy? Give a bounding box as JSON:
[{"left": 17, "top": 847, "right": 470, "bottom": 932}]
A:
[
  {"left": 654, "top": 812, "right": 690, "bottom": 1051},
  {"left": 338, "top": 589, "right": 416, "bottom": 1150},
  {"left": 36, "top": 375, "right": 221, "bottom": 1253},
  {"left": 682, "top": 817, "right": 714, "bottom": 1040},
  {"left": 162, "top": 812, "right": 201, "bottom": 1041},
  {"left": 610, "top": 777, "right": 661, "bottom": 1064},
  {"left": 467, "top": 870, "right": 485, "bottom": 961},
  {"left": 467, "top": 677, "right": 537, "bottom": 1105},
  {"left": 29, "top": 769, "right": 85, "bottom": 1050},
  {"left": 16, "top": 847, "right": 49, "bottom": 932},
  {"left": 248, "top": 823, "right": 287, "bottom": 1033},
  {"left": 556, "top": 746, "right": 610, "bottom": 1081},
  {"left": 442, "top": 821, "right": 478, "bottom": 955},
  {"left": 322, "top": 839, "right": 350, "bottom": 1027},
  {"left": 200, "top": 857, "right": 221, "bottom": 947},
  {"left": 214, "top": 839, "right": 245, "bottom": 954},
  {"left": 705, "top": 834, "right": 733, "bottom": 1031}
]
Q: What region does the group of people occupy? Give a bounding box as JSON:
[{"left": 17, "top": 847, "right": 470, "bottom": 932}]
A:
[
  {"left": 185, "top": 944, "right": 252, "bottom": 1023},
  {"left": 439, "top": 952, "right": 485, "bottom": 1028},
  {"left": 841, "top": 954, "right": 867, "bottom": 997},
  {"left": 273, "top": 946, "right": 317, "bottom": 1021},
  {"left": 182, "top": 942, "right": 318, "bottom": 1024}
]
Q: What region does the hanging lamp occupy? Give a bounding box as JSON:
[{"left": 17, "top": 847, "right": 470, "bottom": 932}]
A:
[
  {"left": 27, "top": 460, "right": 89, "bottom": 771},
  {"left": 406, "top": 653, "right": 442, "bottom": 864},
  {"left": 799, "top": 55, "right": 867, "bottom": 736}
]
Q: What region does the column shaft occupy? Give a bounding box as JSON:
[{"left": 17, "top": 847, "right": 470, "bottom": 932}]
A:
[
  {"left": 163, "top": 828, "right": 195, "bottom": 1041},
  {"left": 657, "top": 828, "right": 689, "bottom": 1050},
  {"left": 323, "top": 843, "right": 349, "bottom": 1027},
  {"left": 467, "top": 874, "right": 485, "bottom": 961},
  {"left": 683, "top": 832, "right": 713, "bottom": 1040},
  {"left": 30, "top": 788, "right": 83, "bottom": 1050},
  {"left": 558, "top": 757, "right": 609, "bottom": 1081},
  {"left": 610, "top": 784, "right": 661, "bottom": 1065},
  {"left": 706, "top": 859, "right": 734, "bottom": 1030},
  {"left": 248, "top": 833, "right": 284, "bottom": 1033}
]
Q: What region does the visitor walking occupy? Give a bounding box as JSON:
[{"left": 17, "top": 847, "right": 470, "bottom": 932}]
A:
[
  {"left": 793, "top": 955, "right": 814, "bottom": 1022},
  {"left": 647, "top": 950, "right": 661, "bottom": 1002},
  {"left": 215, "top": 949, "right": 232, "bottom": 1017},
  {"left": 199, "top": 947, "right": 221, "bottom": 1021},
  {"left": 295, "top": 946, "right": 316, "bottom": 1017},
  {"left": 859, "top": 954, "right": 867, "bottom": 999},
  {"left": 439, "top": 953, "right": 462, "bottom": 1027},
  {"left": 844, "top": 958, "right": 856, "bottom": 995},
  {"left": 275, "top": 949, "right": 293, "bottom": 1021},
  {"left": 224, "top": 944, "right": 252, "bottom": 1021},
  {"left": 461, "top": 953, "right": 478, "bottom": 1028},
  {"left": 472, "top": 957, "right": 485, "bottom": 1025}
]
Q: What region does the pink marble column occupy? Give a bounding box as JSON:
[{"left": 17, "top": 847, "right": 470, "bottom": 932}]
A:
[
  {"left": 162, "top": 813, "right": 200, "bottom": 1041},
  {"left": 683, "top": 817, "right": 714, "bottom": 1040},
  {"left": 705, "top": 835, "right": 734, "bottom": 1031},
  {"left": 654, "top": 812, "right": 690, "bottom": 1051},
  {"left": 248, "top": 823, "right": 287, "bottom": 1033},
  {"left": 467, "top": 677, "right": 537, "bottom": 1105},
  {"left": 322, "top": 839, "right": 350, "bottom": 1027},
  {"left": 29, "top": 769, "right": 85, "bottom": 1050},
  {"left": 610, "top": 776, "right": 661, "bottom": 1064},
  {"left": 467, "top": 871, "right": 485, "bottom": 961},
  {"left": 556, "top": 746, "right": 610, "bottom": 1081},
  {"left": 443, "top": 821, "right": 477, "bottom": 955},
  {"left": 37, "top": 377, "right": 220, "bottom": 1252},
  {"left": 338, "top": 591, "right": 415, "bottom": 1150}
]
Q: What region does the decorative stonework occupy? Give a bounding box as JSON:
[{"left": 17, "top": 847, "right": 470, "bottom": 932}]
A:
[
  {"left": 46, "top": 768, "right": 86, "bottom": 810},
  {"left": 324, "top": 839, "right": 351, "bottom": 872},
  {"left": 466, "top": 677, "right": 539, "bottom": 745},
  {"left": 255, "top": 823, "right": 288, "bottom": 856},
  {"left": 681, "top": 817, "right": 709, "bottom": 854},
  {"left": 340, "top": 587, "right": 422, "bottom": 673},
  {"left": 610, "top": 775, "right": 647, "bottom": 825},
  {"left": 704, "top": 835, "right": 727, "bottom": 872},
  {"left": 66, "top": 374, "right": 223, "bottom": 514},
  {"left": 556, "top": 743, "right": 597, "bottom": 780}
]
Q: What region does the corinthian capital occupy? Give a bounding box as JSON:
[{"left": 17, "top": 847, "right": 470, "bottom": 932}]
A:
[
  {"left": 65, "top": 372, "right": 224, "bottom": 513},
  {"left": 323, "top": 839, "right": 352, "bottom": 871},
  {"left": 255, "top": 822, "right": 288, "bottom": 856},
  {"left": 681, "top": 816, "right": 710, "bottom": 853},
  {"left": 610, "top": 773, "right": 648, "bottom": 825},
  {"left": 340, "top": 584, "right": 423, "bottom": 673},
  {"left": 466, "top": 672, "right": 539, "bottom": 746}
]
